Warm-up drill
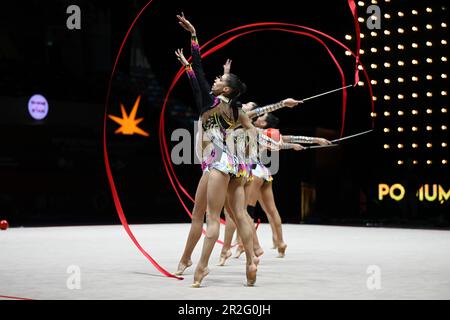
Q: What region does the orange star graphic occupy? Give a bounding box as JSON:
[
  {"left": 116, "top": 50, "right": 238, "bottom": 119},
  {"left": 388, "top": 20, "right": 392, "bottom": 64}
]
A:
[{"left": 108, "top": 95, "right": 149, "bottom": 137}]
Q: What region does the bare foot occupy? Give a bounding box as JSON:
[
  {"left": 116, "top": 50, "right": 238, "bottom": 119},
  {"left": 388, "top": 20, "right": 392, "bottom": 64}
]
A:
[
  {"left": 191, "top": 266, "right": 210, "bottom": 288},
  {"left": 175, "top": 259, "right": 192, "bottom": 276},
  {"left": 217, "top": 250, "right": 232, "bottom": 266},
  {"left": 234, "top": 245, "right": 245, "bottom": 259},
  {"left": 277, "top": 243, "right": 287, "bottom": 258},
  {"left": 254, "top": 247, "right": 264, "bottom": 257},
  {"left": 245, "top": 263, "right": 258, "bottom": 286}
]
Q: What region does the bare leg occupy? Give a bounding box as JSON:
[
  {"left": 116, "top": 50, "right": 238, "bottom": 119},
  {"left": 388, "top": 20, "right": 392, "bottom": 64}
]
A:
[
  {"left": 228, "top": 177, "right": 258, "bottom": 286},
  {"left": 175, "top": 172, "right": 208, "bottom": 275},
  {"left": 245, "top": 178, "right": 264, "bottom": 257},
  {"left": 259, "top": 182, "right": 287, "bottom": 258},
  {"left": 192, "top": 169, "right": 230, "bottom": 287},
  {"left": 217, "top": 203, "right": 235, "bottom": 266}
]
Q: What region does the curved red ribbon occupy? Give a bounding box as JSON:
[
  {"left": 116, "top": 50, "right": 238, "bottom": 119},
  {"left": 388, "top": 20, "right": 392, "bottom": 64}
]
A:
[{"left": 103, "top": 0, "right": 182, "bottom": 280}]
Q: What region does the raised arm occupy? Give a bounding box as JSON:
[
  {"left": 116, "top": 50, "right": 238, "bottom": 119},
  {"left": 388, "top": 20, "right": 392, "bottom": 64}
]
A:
[
  {"left": 177, "top": 13, "right": 211, "bottom": 98},
  {"left": 175, "top": 48, "right": 203, "bottom": 114}
]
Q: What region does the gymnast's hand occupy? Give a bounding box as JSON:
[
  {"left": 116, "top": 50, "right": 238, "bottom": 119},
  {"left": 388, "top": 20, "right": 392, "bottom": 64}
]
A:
[
  {"left": 292, "top": 144, "right": 305, "bottom": 151},
  {"left": 282, "top": 98, "right": 303, "bottom": 108},
  {"left": 175, "top": 48, "right": 189, "bottom": 67},
  {"left": 223, "top": 59, "right": 232, "bottom": 75},
  {"left": 177, "top": 12, "right": 196, "bottom": 35},
  {"left": 315, "top": 138, "right": 332, "bottom": 146}
]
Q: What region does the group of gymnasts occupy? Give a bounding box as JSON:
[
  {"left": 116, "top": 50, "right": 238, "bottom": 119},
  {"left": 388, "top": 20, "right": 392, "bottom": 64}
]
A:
[{"left": 172, "top": 14, "right": 331, "bottom": 287}]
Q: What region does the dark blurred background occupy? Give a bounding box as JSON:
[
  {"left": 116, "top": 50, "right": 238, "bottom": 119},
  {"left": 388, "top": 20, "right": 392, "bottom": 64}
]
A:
[{"left": 0, "top": 0, "right": 448, "bottom": 228}]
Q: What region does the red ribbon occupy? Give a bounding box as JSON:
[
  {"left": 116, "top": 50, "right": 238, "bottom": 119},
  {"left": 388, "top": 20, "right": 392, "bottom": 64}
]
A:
[
  {"left": 348, "top": 0, "right": 361, "bottom": 86},
  {"left": 103, "top": 0, "right": 182, "bottom": 280}
]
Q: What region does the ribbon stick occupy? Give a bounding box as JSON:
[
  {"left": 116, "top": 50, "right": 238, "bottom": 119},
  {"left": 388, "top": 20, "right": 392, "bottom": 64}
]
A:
[
  {"left": 303, "top": 144, "right": 339, "bottom": 150},
  {"left": 301, "top": 84, "right": 353, "bottom": 103},
  {"left": 331, "top": 129, "right": 373, "bottom": 143}
]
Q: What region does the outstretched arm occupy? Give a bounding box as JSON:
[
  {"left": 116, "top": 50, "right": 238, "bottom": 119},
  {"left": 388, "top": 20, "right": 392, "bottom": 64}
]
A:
[
  {"left": 282, "top": 135, "right": 332, "bottom": 145},
  {"left": 246, "top": 98, "right": 303, "bottom": 119}
]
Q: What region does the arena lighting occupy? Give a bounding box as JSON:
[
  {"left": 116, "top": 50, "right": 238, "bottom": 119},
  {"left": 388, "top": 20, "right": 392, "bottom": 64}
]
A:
[
  {"left": 412, "top": 26, "right": 418, "bottom": 32},
  {"left": 371, "top": 31, "right": 378, "bottom": 37},
  {"left": 397, "top": 144, "right": 404, "bottom": 149},
  {"left": 426, "top": 58, "right": 433, "bottom": 63},
  {"left": 412, "top": 143, "right": 419, "bottom": 148},
  {"left": 384, "top": 62, "right": 391, "bottom": 67},
  {"left": 427, "top": 92, "right": 433, "bottom": 97},
  {"left": 345, "top": 50, "right": 351, "bottom": 56},
  {"left": 442, "top": 142, "right": 448, "bottom": 147},
  {"left": 442, "top": 91, "right": 448, "bottom": 96},
  {"left": 345, "top": 34, "right": 352, "bottom": 40},
  {"left": 358, "top": 17, "right": 364, "bottom": 23},
  {"left": 373, "top": 96, "right": 378, "bottom": 101},
  {"left": 384, "top": 95, "right": 391, "bottom": 100},
  {"left": 442, "top": 57, "right": 448, "bottom": 62},
  {"left": 358, "top": 81, "right": 365, "bottom": 86},
  {"left": 426, "top": 24, "right": 433, "bottom": 30},
  {"left": 384, "top": 79, "right": 391, "bottom": 84},
  {"left": 427, "top": 143, "right": 433, "bottom": 148},
  {"left": 371, "top": 47, "right": 378, "bottom": 53},
  {"left": 427, "top": 109, "right": 433, "bottom": 114},
  {"left": 398, "top": 94, "right": 404, "bottom": 99},
  {"left": 384, "top": 30, "right": 391, "bottom": 35},
  {"left": 412, "top": 10, "right": 418, "bottom": 15},
  {"left": 412, "top": 110, "right": 419, "bottom": 115},
  {"left": 398, "top": 127, "right": 404, "bottom": 132},
  {"left": 412, "top": 93, "right": 418, "bottom": 98},
  {"left": 398, "top": 12, "right": 404, "bottom": 17},
  {"left": 442, "top": 40, "right": 448, "bottom": 45},
  {"left": 442, "top": 74, "right": 448, "bottom": 79},
  {"left": 371, "top": 63, "right": 378, "bottom": 69},
  {"left": 384, "top": 128, "right": 390, "bottom": 133},
  {"left": 384, "top": 111, "right": 391, "bottom": 116},
  {"left": 384, "top": 46, "right": 390, "bottom": 51},
  {"left": 398, "top": 160, "right": 404, "bottom": 165},
  {"left": 371, "top": 80, "right": 378, "bottom": 85},
  {"left": 358, "top": 1, "right": 364, "bottom": 6},
  {"left": 442, "top": 22, "right": 447, "bottom": 28},
  {"left": 360, "top": 49, "right": 365, "bottom": 54},
  {"left": 398, "top": 28, "right": 404, "bottom": 34},
  {"left": 443, "top": 160, "right": 448, "bottom": 165},
  {"left": 427, "top": 160, "right": 432, "bottom": 165},
  {"left": 426, "top": 41, "right": 433, "bottom": 47},
  {"left": 427, "top": 126, "right": 433, "bottom": 131},
  {"left": 398, "top": 110, "right": 404, "bottom": 116},
  {"left": 384, "top": 144, "right": 390, "bottom": 149},
  {"left": 370, "top": 112, "right": 377, "bottom": 117},
  {"left": 412, "top": 126, "right": 418, "bottom": 131},
  {"left": 398, "top": 61, "right": 405, "bottom": 66},
  {"left": 412, "top": 43, "right": 418, "bottom": 48},
  {"left": 398, "top": 77, "right": 404, "bottom": 83},
  {"left": 384, "top": 13, "right": 391, "bottom": 19},
  {"left": 412, "top": 59, "right": 419, "bottom": 64},
  {"left": 442, "top": 125, "right": 448, "bottom": 131},
  {"left": 360, "top": 33, "right": 365, "bottom": 39},
  {"left": 427, "top": 75, "right": 433, "bottom": 80},
  {"left": 442, "top": 108, "right": 448, "bottom": 113},
  {"left": 398, "top": 44, "right": 405, "bottom": 49},
  {"left": 426, "top": 7, "right": 432, "bottom": 13},
  {"left": 412, "top": 76, "right": 418, "bottom": 81},
  {"left": 413, "top": 160, "right": 418, "bottom": 165}
]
